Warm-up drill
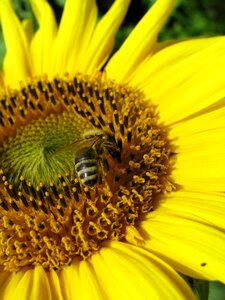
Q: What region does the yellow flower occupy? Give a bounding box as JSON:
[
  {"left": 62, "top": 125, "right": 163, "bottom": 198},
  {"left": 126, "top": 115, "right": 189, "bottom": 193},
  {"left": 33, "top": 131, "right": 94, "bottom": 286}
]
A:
[{"left": 0, "top": 0, "right": 224, "bottom": 299}]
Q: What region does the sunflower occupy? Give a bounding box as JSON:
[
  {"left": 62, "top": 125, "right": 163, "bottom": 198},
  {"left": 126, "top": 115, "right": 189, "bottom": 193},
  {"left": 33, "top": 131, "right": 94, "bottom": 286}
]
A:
[{"left": 0, "top": 0, "right": 224, "bottom": 299}]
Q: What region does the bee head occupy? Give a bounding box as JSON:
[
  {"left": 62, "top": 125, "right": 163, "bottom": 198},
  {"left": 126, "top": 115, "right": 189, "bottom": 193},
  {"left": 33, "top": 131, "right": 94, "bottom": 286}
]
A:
[{"left": 82, "top": 129, "right": 107, "bottom": 141}]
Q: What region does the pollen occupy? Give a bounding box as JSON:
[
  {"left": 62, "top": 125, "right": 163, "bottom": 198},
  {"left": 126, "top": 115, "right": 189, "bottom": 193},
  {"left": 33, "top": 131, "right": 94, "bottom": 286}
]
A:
[{"left": 0, "top": 73, "right": 173, "bottom": 271}]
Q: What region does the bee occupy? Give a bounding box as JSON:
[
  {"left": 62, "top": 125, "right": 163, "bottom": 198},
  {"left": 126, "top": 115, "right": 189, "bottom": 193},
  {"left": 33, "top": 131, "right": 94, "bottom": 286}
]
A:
[{"left": 54, "top": 129, "right": 119, "bottom": 187}]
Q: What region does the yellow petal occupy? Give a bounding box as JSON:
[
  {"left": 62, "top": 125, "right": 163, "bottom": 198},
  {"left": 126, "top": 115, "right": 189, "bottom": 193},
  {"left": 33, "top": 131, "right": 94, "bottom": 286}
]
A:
[
  {"left": 158, "top": 190, "right": 225, "bottom": 232},
  {"left": 0, "top": 267, "right": 53, "bottom": 300},
  {"left": 78, "top": 0, "right": 131, "bottom": 74},
  {"left": 59, "top": 262, "right": 80, "bottom": 300},
  {"left": 105, "top": 0, "right": 176, "bottom": 82},
  {"left": 48, "top": 270, "right": 64, "bottom": 300},
  {"left": 169, "top": 103, "right": 225, "bottom": 139},
  {"left": 91, "top": 241, "right": 195, "bottom": 300},
  {"left": 131, "top": 37, "right": 225, "bottom": 124},
  {"left": 30, "top": 0, "right": 57, "bottom": 75},
  {"left": 79, "top": 260, "right": 107, "bottom": 300},
  {"left": 0, "top": 0, "right": 31, "bottom": 86},
  {"left": 22, "top": 19, "right": 33, "bottom": 43},
  {"left": 131, "top": 37, "right": 223, "bottom": 90},
  {"left": 173, "top": 127, "right": 225, "bottom": 153},
  {"left": 0, "top": 271, "right": 13, "bottom": 290},
  {"left": 59, "top": 259, "right": 105, "bottom": 300},
  {"left": 153, "top": 39, "right": 185, "bottom": 53},
  {"left": 0, "top": 71, "right": 5, "bottom": 89},
  {"left": 141, "top": 208, "right": 225, "bottom": 282},
  {"left": 0, "top": 271, "right": 24, "bottom": 299},
  {"left": 49, "top": 0, "right": 97, "bottom": 76},
  {"left": 171, "top": 128, "right": 225, "bottom": 192}
]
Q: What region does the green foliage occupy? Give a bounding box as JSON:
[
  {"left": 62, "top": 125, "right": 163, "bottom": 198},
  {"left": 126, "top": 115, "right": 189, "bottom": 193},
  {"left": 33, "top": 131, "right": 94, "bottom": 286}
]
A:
[
  {"left": 158, "top": 0, "right": 225, "bottom": 39},
  {"left": 209, "top": 282, "right": 225, "bottom": 300},
  {"left": 52, "top": 0, "right": 65, "bottom": 6},
  {"left": 97, "top": 0, "right": 225, "bottom": 51},
  {"left": 9, "top": 0, "right": 225, "bottom": 38},
  {"left": 6, "top": 0, "right": 225, "bottom": 49},
  {"left": 182, "top": 276, "right": 209, "bottom": 300},
  {"left": 111, "top": 0, "right": 225, "bottom": 43},
  {"left": 192, "top": 279, "right": 209, "bottom": 300},
  {"left": 12, "top": 0, "right": 32, "bottom": 19}
]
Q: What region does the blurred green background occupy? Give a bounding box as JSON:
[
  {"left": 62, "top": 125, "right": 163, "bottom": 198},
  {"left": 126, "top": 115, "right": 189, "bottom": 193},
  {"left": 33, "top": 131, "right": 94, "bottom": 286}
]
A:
[
  {"left": 3, "top": 0, "right": 225, "bottom": 54},
  {"left": 2, "top": 0, "right": 225, "bottom": 66},
  {"left": 2, "top": 0, "right": 225, "bottom": 299},
  {"left": 6, "top": 0, "right": 225, "bottom": 52}
]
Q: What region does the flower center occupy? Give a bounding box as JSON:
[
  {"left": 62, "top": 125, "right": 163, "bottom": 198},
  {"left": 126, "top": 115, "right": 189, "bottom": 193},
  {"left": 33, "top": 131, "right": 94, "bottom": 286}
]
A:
[{"left": 0, "top": 73, "right": 173, "bottom": 271}]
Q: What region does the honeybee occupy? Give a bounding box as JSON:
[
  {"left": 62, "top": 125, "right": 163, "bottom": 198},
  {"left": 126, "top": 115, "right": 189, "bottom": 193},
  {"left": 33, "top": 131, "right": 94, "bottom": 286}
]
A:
[{"left": 55, "top": 129, "right": 119, "bottom": 187}]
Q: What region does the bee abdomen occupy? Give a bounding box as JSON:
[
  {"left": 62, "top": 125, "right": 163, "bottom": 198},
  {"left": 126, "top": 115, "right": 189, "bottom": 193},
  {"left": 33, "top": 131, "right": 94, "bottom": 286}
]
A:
[{"left": 75, "top": 158, "right": 98, "bottom": 187}]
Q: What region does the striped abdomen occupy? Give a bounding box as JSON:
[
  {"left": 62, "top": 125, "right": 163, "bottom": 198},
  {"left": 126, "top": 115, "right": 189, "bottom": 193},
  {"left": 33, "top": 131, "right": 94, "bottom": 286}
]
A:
[{"left": 75, "top": 148, "right": 99, "bottom": 187}]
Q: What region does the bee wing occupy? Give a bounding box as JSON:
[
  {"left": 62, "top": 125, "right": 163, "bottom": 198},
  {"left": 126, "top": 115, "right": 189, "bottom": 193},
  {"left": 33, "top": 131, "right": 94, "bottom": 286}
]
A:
[{"left": 53, "top": 136, "right": 99, "bottom": 156}]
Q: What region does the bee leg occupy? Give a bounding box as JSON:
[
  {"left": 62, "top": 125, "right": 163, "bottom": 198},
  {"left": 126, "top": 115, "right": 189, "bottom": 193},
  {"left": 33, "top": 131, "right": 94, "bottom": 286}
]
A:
[
  {"left": 99, "top": 173, "right": 103, "bottom": 185},
  {"left": 101, "top": 157, "right": 109, "bottom": 173},
  {"left": 99, "top": 157, "right": 110, "bottom": 183},
  {"left": 99, "top": 158, "right": 111, "bottom": 189},
  {"left": 108, "top": 148, "right": 121, "bottom": 163}
]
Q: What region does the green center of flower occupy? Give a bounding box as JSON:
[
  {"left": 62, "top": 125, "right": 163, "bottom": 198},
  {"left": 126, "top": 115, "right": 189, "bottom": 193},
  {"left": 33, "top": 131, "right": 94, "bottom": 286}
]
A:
[
  {"left": 0, "top": 73, "right": 173, "bottom": 272},
  {"left": 1, "top": 112, "right": 91, "bottom": 187}
]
